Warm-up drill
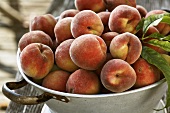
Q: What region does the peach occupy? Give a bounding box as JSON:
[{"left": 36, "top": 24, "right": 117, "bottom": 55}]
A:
[
  {"left": 97, "top": 11, "right": 111, "bottom": 33},
  {"left": 30, "top": 14, "right": 57, "bottom": 40},
  {"left": 75, "top": 0, "right": 106, "bottom": 13},
  {"left": 136, "top": 5, "right": 147, "bottom": 18},
  {"left": 69, "top": 34, "right": 107, "bottom": 70},
  {"left": 103, "top": 0, "right": 136, "bottom": 12},
  {"left": 18, "top": 30, "right": 53, "bottom": 51},
  {"left": 54, "top": 17, "right": 74, "bottom": 44},
  {"left": 66, "top": 69, "right": 100, "bottom": 94},
  {"left": 109, "top": 32, "right": 142, "bottom": 64},
  {"left": 55, "top": 39, "right": 79, "bottom": 72},
  {"left": 42, "top": 70, "right": 70, "bottom": 92},
  {"left": 59, "top": 9, "right": 79, "bottom": 20},
  {"left": 20, "top": 43, "right": 54, "bottom": 79},
  {"left": 108, "top": 5, "right": 141, "bottom": 34},
  {"left": 71, "top": 10, "right": 104, "bottom": 38},
  {"left": 132, "top": 58, "right": 161, "bottom": 88},
  {"left": 145, "top": 10, "right": 170, "bottom": 35},
  {"left": 101, "top": 32, "right": 119, "bottom": 49},
  {"left": 100, "top": 59, "right": 136, "bottom": 92}
]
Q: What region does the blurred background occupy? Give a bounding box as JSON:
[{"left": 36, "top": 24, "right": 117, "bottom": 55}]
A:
[
  {"left": 0, "top": 0, "right": 52, "bottom": 112},
  {"left": 0, "top": 0, "right": 75, "bottom": 112},
  {"left": 0, "top": 0, "right": 169, "bottom": 112}
]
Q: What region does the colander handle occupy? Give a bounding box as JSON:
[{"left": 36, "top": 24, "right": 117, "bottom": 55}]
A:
[{"left": 2, "top": 79, "right": 69, "bottom": 105}]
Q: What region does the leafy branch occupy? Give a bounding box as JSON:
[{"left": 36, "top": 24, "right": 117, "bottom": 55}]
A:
[{"left": 136, "top": 12, "right": 170, "bottom": 108}]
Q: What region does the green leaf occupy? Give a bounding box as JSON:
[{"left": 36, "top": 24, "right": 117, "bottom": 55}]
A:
[
  {"left": 136, "top": 17, "right": 145, "bottom": 31},
  {"left": 144, "top": 33, "right": 170, "bottom": 41},
  {"left": 143, "top": 33, "right": 164, "bottom": 40},
  {"left": 143, "top": 14, "right": 164, "bottom": 34},
  {"left": 141, "top": 46, "right": 170, "bottom": 108},
  {"left": 147, "top": 39, "right": 170, "bottom": 52},
  {"left": 161, "top": 14, "right": 170, "bottom": 25},
  {"left": 142, "top": 13, "right": 170, "bottom": 35},
  {"left": 163, "top": 35, "right": 170, "bottom": 41}
]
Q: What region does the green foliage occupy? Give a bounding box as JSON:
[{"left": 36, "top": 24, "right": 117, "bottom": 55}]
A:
[
  {"left": 136, "top": 12, "right": 170, "bottom": 108},
  {"left": 136, "top": 13, "right": 170, "bottom": 36},
  {"left": 141, "top": 46, "right": 170, "bottom": 108},
  {"left": 147, "top": 39, "right": 170, "bottom": 52}
]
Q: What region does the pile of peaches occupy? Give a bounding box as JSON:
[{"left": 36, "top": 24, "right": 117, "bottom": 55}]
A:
[{"left": 18, "top": 0, "right": 170, "bottom": 94}]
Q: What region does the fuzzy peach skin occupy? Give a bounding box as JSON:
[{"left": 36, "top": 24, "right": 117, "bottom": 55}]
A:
[
  {"left": 69, "top": 34, "right": 107, "bottom": 70},
  {"left": 54, "top": 17, "right": 74, "bottom": 44},
  {"left": 18, "top": 30, "right": 53, "bottom": 51},
  {"left": 20, "top": 43, "right": 54, "bottom": 79},
  {"left": 75, "top": 0, "right": 106, "bottom": 13},
  {"left": 97, "top": 11, "right": 111, "bottom": 33},
  {"left": 71, "top": 10, "right": 104, "bottom": 38},
  {"left": 55, "top": 39, "right": 79, "bottom": 72},
  {"left": 109, "top": 32, "right": 142, "bottom": 64},
  {"left": 109, "top": 5, "right": 141, "bottom": 34},
  {"left": 103, "top": 0, "right": 136, "bottom": 12},
  {"left": 100, "top": 59, "right": 136, "bottom": 92},
  {"left": 59, "top": 9, "right": 79, "bottom": 20},
  {"left": 136, "top": 5, "right": 147, "bottom": 18},
  {"left": 30, "top": 14, "right": 57, "bottom": 40},
  {"left": 42, "top": 70, "right": 70, "bottom": 92},
  {"left": 132, "top": 58, "right": 161, "bottom": 88},
  {"left": 145, "top": 10, "right": 170, "bottom": 35},
  {"left": 66, "top": 69, "right": 100, "bottom": 94},
  {"left": 101, "top": 32, "right": 119, "bottom": 49}
]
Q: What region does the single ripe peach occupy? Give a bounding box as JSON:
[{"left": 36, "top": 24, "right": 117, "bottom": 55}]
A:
[
  {"left": 100, "top": 59, "right": 136, "bottom": 92},
  {"left": 71, "top": 10, "right": 104, "bottom": 38},
  {"left": 66, "top": 69, "right": 100, "bottom": 94},
  {"left": 109, "top": 32, "right": 142, "bottom": 64},
  {"left": 30, "top": 14, "right": 57, "bottom": 40},
  {"left": 55, "top": 39, "right": 79, "bottom": 72},
  {"left": 109, "top": 5, "right": 141, "bottom": 34},
  {"left": 54, "top": 17, "right": 74, "bottom": 44},
  {"left": 69, "top": 34, "right": 107, "bottom": 70},
  {"left": 132, "top": 58, "right": 161, "bottom": 88},
  {"left": 20, "top": 43, "right": 54, "bottom": 79},
  {"left": 42, "top": 70, "right": 70, "bottom": 92}
]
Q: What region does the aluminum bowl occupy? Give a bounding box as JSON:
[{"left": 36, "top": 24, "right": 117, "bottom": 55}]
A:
[{"left": 2, "top": 49, "right": 168, "bottom": 113}]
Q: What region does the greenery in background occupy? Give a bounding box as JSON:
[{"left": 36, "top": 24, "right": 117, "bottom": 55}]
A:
[{"left": 136, "top": 13, "right": 170, "bottom": 109}]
